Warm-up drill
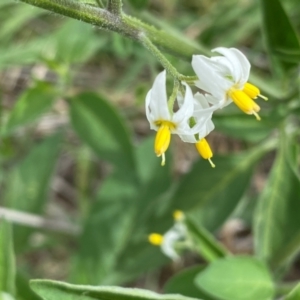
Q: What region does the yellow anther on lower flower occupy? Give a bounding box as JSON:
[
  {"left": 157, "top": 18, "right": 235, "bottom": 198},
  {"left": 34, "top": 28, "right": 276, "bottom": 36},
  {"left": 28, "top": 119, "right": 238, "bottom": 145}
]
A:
[
  {"left": 155, "top": 122, "right": 174, "bottom": 166},
  {"left": 243, "top": 83, "right": 268, "bottom": 101},
  {"left": 173, "top": 210, "right": 184, "bottom": 221},
  {"left": 229, "top": 89, "right": 261, "bottom": 121},
  {"left": 148, "top": 233, "right": 163, "bottom": 246},
  {"left": 195, "top": 138, "right": 215, "bottom": 168}
]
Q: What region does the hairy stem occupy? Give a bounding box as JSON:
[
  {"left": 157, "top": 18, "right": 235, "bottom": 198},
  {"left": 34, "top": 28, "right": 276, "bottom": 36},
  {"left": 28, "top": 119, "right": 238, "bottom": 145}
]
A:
[
  {"left": 18, "top": 0, "right": 204, "bottom": 59},
  {"left": 107, "top": 0, "right": 123, "bottom": 15},
  {"left": 139, "top": 33, "right": 179, "bottom": 79}
]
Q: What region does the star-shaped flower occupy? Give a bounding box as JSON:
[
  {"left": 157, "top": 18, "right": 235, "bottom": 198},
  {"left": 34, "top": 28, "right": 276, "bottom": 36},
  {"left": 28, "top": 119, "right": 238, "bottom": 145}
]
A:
[
  {"left": 179, "top": 93, "right": 219, "bottom": 167},
  {"left": 145, "top": 70, "right": 195, "bottom": 165},
  {"left": 148, "top": 211, "right": 187, "bottom": 261},
  {"left": 192, "top": 47, "right": 267, "bottom": 120}
]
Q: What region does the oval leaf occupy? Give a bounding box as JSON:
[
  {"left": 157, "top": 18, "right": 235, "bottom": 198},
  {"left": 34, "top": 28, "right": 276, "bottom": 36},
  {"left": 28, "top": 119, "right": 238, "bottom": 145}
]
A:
[
  {"left": 70, "top": 92, "right": 135, "bottom": 171},
  {"left": 164, "top": 266, "right": 216, "bottom": 300},
  {"left": 30, "top": 280, "right": 201, "bottom": 300},
  {"left": 2, "top": 82, "right": 55, "bottom": 136},
  {"left": 195, "top": 256, "right": 275, "bottom": 300}
]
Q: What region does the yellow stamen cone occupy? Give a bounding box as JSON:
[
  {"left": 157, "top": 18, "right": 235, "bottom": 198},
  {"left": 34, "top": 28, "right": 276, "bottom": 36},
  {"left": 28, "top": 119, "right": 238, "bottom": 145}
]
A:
[
  {"left": 155, "top": 124, "right": 171, "bottom": 166},
  {"left": 229, "top": 90, "right": 261, "bottom": 120},
  {"left": 173, "top": 210, "right": 184, "bottom": 221},
  {"left": 243, "top": 83, "right": 260, "bottom": 99},
  {"left": 195, "top": 138, "right": 215, "bottom": 168},
  {"left": 148, "top": 233, "right": 163, "bottom": 246},
  {"left": 243, "top": 82, "right": 268, "bottom": 101}
]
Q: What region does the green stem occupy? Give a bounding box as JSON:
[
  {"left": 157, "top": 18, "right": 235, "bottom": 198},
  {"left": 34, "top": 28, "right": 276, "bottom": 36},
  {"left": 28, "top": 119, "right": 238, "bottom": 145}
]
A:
[
  {"left": 95, "top": 0, "right": 104, "bottom": 7},
  {"left": 168, "top": 80, "right": 180, "bottom": 113},
  {"left": 107, "top": 0, "right": 123, "bottom": 15},
  {"left": 179, "top": 75, "right": 199, "bottom": 84},
  {"left": 139, "top": 34, "right": 180, "bottom": 79},
  {"left": 18, "top": 0, "right": 203, "bottom": 59}
]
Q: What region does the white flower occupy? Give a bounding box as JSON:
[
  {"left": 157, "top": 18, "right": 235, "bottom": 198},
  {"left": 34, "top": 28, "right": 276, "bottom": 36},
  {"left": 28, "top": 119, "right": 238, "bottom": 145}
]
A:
[
  {"left": 179, "top": 92, "right": 216, "bottom": 143},
  {"left": 148, "top": 221, "right": 187, "bottom": 261},
  {"left": 161, "top": 222, "right": 187, "bottom": 260},
  {"left": 145, "top": 70, "right": 195, "bottom": 165},
  {"left": 178, "top": 92, "right": 219, "bottom": 167},
  {"left": 192, "top": 47, "right": 267, "bottom": 120}
]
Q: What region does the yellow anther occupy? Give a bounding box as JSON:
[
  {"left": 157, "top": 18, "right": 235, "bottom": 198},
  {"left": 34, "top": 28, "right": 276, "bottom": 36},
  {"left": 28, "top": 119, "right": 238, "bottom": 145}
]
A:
[
  {"left": 148, "top": 233, "right": 163, "bottom": 246},
  {"left": 243, "top": 82, "right": 268, "bottom": 101},
  {"left": 155, "top": 122, "right": 173, "bottom": 166},
  {"left": 195, "top": 138, "right": 215, "bottom": 168},
  {"left": 243, "top": 83, "right": 260, "bottom": 99},
  {"left": 173, "top": 210, "right": 184, "bottom": 221},
  {"left": 229, "top": 89, "right": 261, "bottom": 120}
]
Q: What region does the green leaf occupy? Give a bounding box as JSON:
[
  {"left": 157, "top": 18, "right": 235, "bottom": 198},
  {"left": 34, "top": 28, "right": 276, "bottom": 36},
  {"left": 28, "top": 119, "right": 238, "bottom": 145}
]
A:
[
  {"left": 285, "top": 283, "right": 300, "bottom": 300},
  {"left": 16, "top": 272, "right": 41, "bottom": 300},
  {"left": 134, "top": 136, "right": 172, "bottom": 216},
  {"left": 71, "top": 171, "right": 139, "bottom": 284},
  {"left": 195, "top": 256, "right": 275, "bottom": 300},
  {"left": 0, "top": 6, "right": 45, "bottom": 43},
  {"left": 70, "top": 92, "right": 135, "bottom": 171},
  {"left": 260, "top": 0, "right": 300, "bottom": 73},
  {"left": 171, "top": 149, "right": 265, "bottom": 231},
  {"left": 71, "top": 137, "right": 172, "bottom": 285},
  {"left": 2, "top": 82, "right": 55, "bottom": 136},
  {"left": 0, "top": 39, "right": 46, "bottom": 68},
  {"left": 30, "top": 280, "right": 201, "bottom": 300},
  {"left": 109, "top": 241, "right": 167, "bottom": 285},
  {"left": 5, "top": 134, "right": 61, "bottom": 250},
  {"left": 254, "top": 133, "right": 300, "bottom": 269},
  {"left": 273, "top": 49, "right": 300, "bottom": 63},
  {"left": 50, "top": 19, "right": 105, "bottom": 64},
  {"left": 0, "top": 292, "right": 15, "bottom": 300},
  {"left": 214, "top": 113, "right": 276, "bottom": 142},
  {"left": 185, "top": 217, "right": 228, "bottom": 262},
  {"left": 0, "top": 220, "right": 15, "bottom": 295},
  {"left": 164, "top": 266, "right": 216, "bottom": 300}
]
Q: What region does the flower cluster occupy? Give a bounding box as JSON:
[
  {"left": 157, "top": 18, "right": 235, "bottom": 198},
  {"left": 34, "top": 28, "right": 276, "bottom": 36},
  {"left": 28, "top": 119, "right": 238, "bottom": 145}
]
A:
[
  {"left": 145, "top": 47, "right": 267, "bottom": 166},
  {"left": 148, "top": 210, "right": 189, "bottom": 261}
]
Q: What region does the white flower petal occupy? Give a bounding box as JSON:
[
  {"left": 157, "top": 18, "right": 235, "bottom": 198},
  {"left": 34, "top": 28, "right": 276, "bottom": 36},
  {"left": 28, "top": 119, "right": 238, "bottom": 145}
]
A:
[
  {"left": 145, "top": 90, "right": 157, "bottom": 130},
  {"left": 212, "top": 47, "right": 242, "bottom": 83},
  {"left": 211, "top": 56, "right": 235, "bottom": 79},
  {"left": 161, "top": 223, "right": 187, "bottom": 260},
  {"left": 212, "top": 47, "right": 250, "bottom": 86},
  {"left": 229, "top": 48, "right": 251, "bottom": 86},
  {"left": 161, "top": 231, "right": 180, "bottom": 260},
  {"left": 194, "top": 92, "right": 211, "bottom": 109},
  {"left": 197, "top": 119, "right": 215, "bottom": 139},
  {"left": 192, "top": 55, "right": 231, "bottom": 100},
  {"left": 179, "top": 133, "right": 197, "bottom": 143},
  {"left": 148, "top": 70, "right": 171, "bottom": 121},
  {"left": 172, "top": 83, "right": 194, "bottom": 125}
]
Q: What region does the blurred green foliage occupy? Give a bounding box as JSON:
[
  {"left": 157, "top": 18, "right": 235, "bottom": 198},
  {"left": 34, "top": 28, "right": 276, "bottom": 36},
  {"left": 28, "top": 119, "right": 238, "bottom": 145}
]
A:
[{"left": 0, "top": 0, "right": 300, "bottom": 300}]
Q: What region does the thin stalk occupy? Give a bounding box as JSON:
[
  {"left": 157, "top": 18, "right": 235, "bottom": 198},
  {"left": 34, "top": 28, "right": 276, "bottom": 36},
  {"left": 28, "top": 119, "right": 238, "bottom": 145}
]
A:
[
  {"left": 139, "top": 33, "right": 180, "bottom": 79},
  {"left": 168, "top": 80, "right": 180, "bottom": 113},
  {"left": 107, "top": 0, "right": 122, "bottom": 15},
  {"left": 95, "top": 0, "right": 104, "bottom": 7}
]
